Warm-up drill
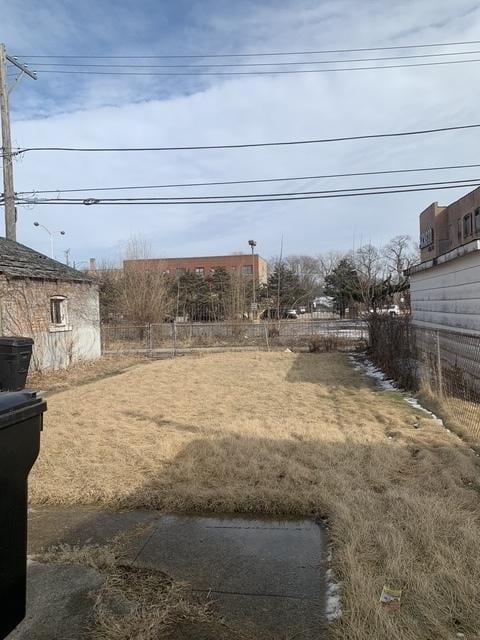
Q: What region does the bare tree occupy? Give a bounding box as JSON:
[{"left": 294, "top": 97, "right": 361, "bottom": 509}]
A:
[
  {"left": 317, "top": 251, "right": 347, "bottom": 283},
  {"left": 123, "top": 234, "right": 153, "bottom": 260},
  {"left": 115, "top": 234, "right": 176, "bottom": 324},
  {"left": 284, "top": 255, "right": 323, "bottom": 296},
  {"left": 383, "top": 235, "right": 419, "bottom": 284},
  {"left": 354, "top": 244, "right": 385, "bottom": 311}
]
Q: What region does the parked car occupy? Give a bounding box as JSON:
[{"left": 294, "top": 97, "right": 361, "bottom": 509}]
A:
[
  {"left": 368, "top": 305, "right": 400, "bottom": 317},
  {"left": 260, "top": 307, "right": 298, "bottom": 320}
]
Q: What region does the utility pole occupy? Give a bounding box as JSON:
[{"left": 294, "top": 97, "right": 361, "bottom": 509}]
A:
[
  {"left": 0, "top": 44, "right": 37, "bottom": 241},
  {"left": 64, "top": 248, "right": 71, "bottom": 266}
]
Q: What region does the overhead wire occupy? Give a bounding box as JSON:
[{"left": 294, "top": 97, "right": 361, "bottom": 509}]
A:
[
  {"left": 26, "top": 57, "right": 480, "bottom": 75},
  {"left": 12, "top": 123, "right": 480, "bottom": 154},
  {"left": 15, "top": 182, "right": 480, "bottom": 205},
  {"left": 22, "top": 49, "right": 480, "bottom": 68},
  {"left": 13, "top": 178, "right": 480, "bottom": 206},
  {"left": 14, "top": 38, "right": 480, "bottom": 59},
  {"left": 14, "top": 162, "right": 480, "bottom": 195}
]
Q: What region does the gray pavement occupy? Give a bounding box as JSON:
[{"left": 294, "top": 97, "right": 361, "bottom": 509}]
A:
[
  {"left": 18, "top": 506, "right": 327, "bottom": 639},
  {"left": 7, "top": 561, "right": 103, "bottom": 640}
]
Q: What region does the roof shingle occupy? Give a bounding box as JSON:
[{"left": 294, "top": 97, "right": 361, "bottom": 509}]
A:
[{"left": 0, "top": 238, "right": 93, "bottom": 283}]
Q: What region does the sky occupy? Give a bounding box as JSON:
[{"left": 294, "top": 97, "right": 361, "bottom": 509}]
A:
[{"left": 3, "top": 0, "right": 480, "bottom": 265}]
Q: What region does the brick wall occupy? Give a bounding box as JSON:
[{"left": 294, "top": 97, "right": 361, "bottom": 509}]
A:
[
  {"left": 419, "top": 187, "right": 480, "bottom": 262},
  {"left": 124, "top": 254, "right": 268, "bottom": 284},
  {"left": 0, "top": 276, "right": 101, "bottom": 370}
]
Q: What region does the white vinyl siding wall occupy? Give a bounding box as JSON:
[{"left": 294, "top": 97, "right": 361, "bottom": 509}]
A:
[{"left": 410, "top": 251, "right": 480, "bottom": 335}]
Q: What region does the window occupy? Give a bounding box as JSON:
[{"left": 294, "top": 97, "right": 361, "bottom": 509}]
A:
[
  {"left": 475, "top": 208, "right": 480, "bottom": 234},
  {"left": 195, "top": 267, "right": 204, "bottom": 277},
  {"left": 242, "top": 265, "right": 253, "bottom": 275},
  {"left": 463, "top": 213, "right": 473, "bottom": 239},
  {"left": 50, "top": 296, "right": 67, "bottom": 326},
  {"left": 457, "top": 218, "right": 462, "bottom": 243}
]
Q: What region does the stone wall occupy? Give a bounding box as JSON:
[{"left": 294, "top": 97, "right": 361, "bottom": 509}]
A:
[{"left": 0, "top": 276, "right": 101, "bottom": 370}]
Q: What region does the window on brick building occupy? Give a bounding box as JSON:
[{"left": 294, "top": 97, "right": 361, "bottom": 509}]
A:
[
  {"left": 242, "top": 265, "right": 253, "bottom": 275},
  {"left": 463, "top": 213, "right": 473, "bottom": 239},
  {"left": 50, "top": 296, "right": 68, "bottom": 326},
  {"left": 195, "top": 267, "right": 204, "bottom": 277},
  {"left": 475, "top": 208, "right": 480, "bottom": 234},
  {"left": 457, "top": 218, "right": 462, "bottom": 242}
]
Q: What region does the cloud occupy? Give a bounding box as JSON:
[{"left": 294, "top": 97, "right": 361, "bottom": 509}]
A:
[{"left": 4, "top": 0, "right": 480, "bottom": 262}]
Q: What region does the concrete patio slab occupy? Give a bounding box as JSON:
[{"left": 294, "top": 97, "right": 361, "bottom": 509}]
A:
[
  {"left": 7, "top": 561, "right": 103, "bottom": 640},
  {"left": 26, "top": 506, "right": 327, "bottom": 639}
]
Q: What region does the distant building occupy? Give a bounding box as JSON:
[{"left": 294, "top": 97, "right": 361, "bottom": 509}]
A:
[
  {"left": 124, "top": 254, "right": 268, "bottom": 285},
  {"left": 409, "top": 186, "right": 480, "bottom": 335},
  {"left": 0, "top": 238, "right": 101, "bottom": 370}
]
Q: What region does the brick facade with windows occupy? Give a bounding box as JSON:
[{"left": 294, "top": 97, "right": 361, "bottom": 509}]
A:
[
  {"left": 124, "top": 254, "right": 268, "bottom": 284},
  {"left": 410, "top": 186, "right": 480, "bottom": 335},
  {"left": 419, "top": 186, "right": 480, "bottom": 261}
]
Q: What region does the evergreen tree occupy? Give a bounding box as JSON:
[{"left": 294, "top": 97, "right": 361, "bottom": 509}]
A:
[
  {"left": 323, "top": 258, "right": 360, "bottom": 318},
  {"left": 266, "top": 262, "right": 309, "bottom": 309}
]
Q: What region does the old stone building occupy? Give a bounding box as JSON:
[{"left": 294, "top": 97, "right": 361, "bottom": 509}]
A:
[{"left": 0, "top": 238, "right": 101, "bottom": 370}]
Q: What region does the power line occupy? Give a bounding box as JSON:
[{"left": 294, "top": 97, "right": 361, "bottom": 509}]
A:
[
  {"left": 14, "top": 38, "right": 480, "bottom": 59},
  {"left": 15, "top": 181, "right": 480, "bottom": 205},
  {"left": 13, "top": 177, "right": 480, "bottom": 205},
  {"left": 14, "top": 162, "right": 480, "bottom": 196},
  {"left": 28, "top": 57, "right": 480, "bottom": 76},
  {"left": 23, "top": 49, "right": 480, "bottom": 68},
  {"left": 13, "top": 123, "right": 480, "bottom": 155}
]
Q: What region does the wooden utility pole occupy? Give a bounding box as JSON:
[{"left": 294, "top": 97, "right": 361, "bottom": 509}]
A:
[{"left": 0, "top": 44, "right": 36, "bottom": 241}]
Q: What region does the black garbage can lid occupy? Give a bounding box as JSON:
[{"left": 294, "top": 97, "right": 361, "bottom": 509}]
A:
[
  {"left": 0, "top": 337, "right": 34, "bottom": 347},
  {"left": 0, "top": 391, "right": 46, "bottom": 429}
]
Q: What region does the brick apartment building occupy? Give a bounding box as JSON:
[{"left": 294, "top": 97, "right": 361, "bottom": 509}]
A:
[{"left": 124, "top": 254, "right": 268, "bottom": 284}]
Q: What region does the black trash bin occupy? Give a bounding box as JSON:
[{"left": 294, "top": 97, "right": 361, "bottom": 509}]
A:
[
  {"left": 0, "top": 337, "right": 34, "bottom": 392},
  {"left": 0, "top": 390, "right": 46, "bottom": 639}
]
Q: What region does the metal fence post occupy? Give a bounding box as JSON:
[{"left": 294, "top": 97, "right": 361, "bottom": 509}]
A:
[
  {"left": 436, "top": 330, "right": 444, "bottom": 397},
  {"left": 264, "top": 321, "right": 270, "bottom": 351},
  {"left": 148, "top": 323, "right": 152, "bottom": 356},
  {"left": 172, "top": 320, "right": 177, "bottom": 358}
]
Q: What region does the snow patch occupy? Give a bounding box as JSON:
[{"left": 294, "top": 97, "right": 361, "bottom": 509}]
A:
[
  {"left": 348, "top": 355, "right": 473, "bottom": 444},
  {"left": 324, "top": 534, "right": 342, "bottom": 622},
  {"left": 350, "top": 357, "right": 397, "bottom": 392},
  {"left": 352, "top": 354, "right": 480, "bottom": 460}
]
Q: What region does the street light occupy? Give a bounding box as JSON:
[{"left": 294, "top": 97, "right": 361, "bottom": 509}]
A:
[
  {"left": 33, "top": 222, "right": 65, "bottom": 259},
  {"left": 248, "top": 239, "right": 257, "bottom": 320}
]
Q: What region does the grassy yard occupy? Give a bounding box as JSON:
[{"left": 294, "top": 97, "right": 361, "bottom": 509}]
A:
[{"left": 30, "top": 351, "right": 480, "bottom": 640}]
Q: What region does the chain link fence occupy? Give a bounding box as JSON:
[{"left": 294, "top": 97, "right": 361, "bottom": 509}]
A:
[
  {"left": 368, "top": 316, "right": 480, "bottom": 441},
  {"left": 101, "top": 318, "right": 368, "bottom": 355}
]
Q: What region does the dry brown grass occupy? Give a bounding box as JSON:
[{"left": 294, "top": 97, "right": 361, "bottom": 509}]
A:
[
  {"left": 27, "top": 355, "right": 147, "bottom": 394},
  {"left": 418, "top": 383, "right": 480, "bottom": 446},
  {"left": 38, "top": 530, "right": 213, "bottom": 640},
  {"left": 30, "top": 351, "right": 480, "bottom": 640}
]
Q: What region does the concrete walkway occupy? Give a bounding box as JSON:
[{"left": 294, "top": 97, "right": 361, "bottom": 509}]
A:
[{"left": 14, "top": 506, "right": 327, "bottom": 639}]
